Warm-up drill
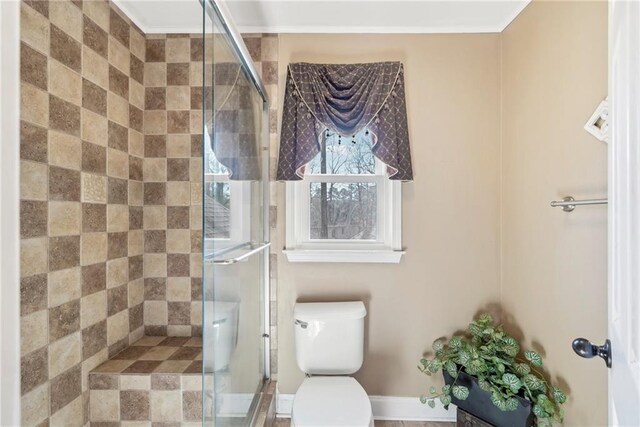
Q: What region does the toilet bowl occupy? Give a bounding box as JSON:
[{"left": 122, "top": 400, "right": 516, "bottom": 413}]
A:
[
  {"left": 292, "top": 376, "right": 373, "bottom": 427},
  {"left": 292, "top": 302, "right": 373, "bottom": 427}
]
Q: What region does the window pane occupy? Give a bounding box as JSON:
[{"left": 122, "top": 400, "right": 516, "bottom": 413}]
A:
[
  {"left": 204, "top": 130, "right": 230, "bottom": 175},
  {"left": 205, "top": 182, "right": 231, "bottom": 238},
  {"left": 306, "top": 128, "right": 376, "bottom": 175},
  {"left": 309, "top": 182, "right": 377, "bottom": 240}
]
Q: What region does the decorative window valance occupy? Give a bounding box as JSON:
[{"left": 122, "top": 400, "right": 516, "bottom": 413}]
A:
[
  {"left": 277, "top": 61, "right": 413, "bottom": 181},
  {"left": 206, "top": 62, "right": 261, "bottom": 181}
]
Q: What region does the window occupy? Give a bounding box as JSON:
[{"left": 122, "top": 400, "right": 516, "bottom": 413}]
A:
[
  {"left": 204, "top": 131, "right": 250, "bottom": 252},
  {"left": 285, "top": 128, "right": 404, "bottom": 263}
]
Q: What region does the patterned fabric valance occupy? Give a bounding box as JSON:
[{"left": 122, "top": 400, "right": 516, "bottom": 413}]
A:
[
  {"left": 206, "top": 62, "right": 261, "bottom": 181},
  {"left": 277, "top": 62, "right": 413, "bottom": 181}
]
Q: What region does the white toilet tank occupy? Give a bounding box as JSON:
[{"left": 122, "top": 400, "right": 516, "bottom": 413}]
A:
[{"left": 294, "top": 301, "right": 367, "bottom": 375}]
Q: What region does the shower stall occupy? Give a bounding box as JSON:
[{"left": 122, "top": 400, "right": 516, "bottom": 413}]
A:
[{"left": 202, "top": 1, "right": 271, "bottom": 424}]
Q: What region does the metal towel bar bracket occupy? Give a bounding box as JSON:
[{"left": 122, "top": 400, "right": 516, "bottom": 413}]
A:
[{"left": 550, "top": 196, "right": 608, "bottom": 212}]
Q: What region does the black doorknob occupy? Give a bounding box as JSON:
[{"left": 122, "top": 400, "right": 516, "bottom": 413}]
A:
[{"left": 572, "top": 338, "right": 612, "bottom": 368}]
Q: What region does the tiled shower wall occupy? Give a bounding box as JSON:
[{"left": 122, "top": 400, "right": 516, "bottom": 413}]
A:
[
  {"left": 142, "top": 34, "right": 204, "bottom": 337},
  {"left": 20, "top": 0, "right": 280, "bottom": 423},
  {"left": 19, "top": 0, "right": 146, "bottom": 424}
]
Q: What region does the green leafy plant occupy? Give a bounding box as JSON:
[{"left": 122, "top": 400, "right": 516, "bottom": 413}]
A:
[{"left": 418, "top": 313, "right": 566, "bottom": 426}]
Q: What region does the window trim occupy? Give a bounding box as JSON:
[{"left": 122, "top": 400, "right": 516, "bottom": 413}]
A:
[{"left": 284, "top": 174, "right": 404, "bottom": 264}]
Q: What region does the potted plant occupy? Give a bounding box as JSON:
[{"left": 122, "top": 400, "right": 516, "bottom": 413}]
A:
[{"left": 418, "top": 314, "right": 566, "bottom": 427}]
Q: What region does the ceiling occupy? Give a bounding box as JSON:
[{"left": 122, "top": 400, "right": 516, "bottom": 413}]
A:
[{"left": 114, "top": 0, "right": 531, "bottom": 35}]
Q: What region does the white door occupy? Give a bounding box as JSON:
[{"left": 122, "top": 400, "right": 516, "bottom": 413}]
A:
[{"left": 608, "top": 1, "right": 640, "bottom": 425}]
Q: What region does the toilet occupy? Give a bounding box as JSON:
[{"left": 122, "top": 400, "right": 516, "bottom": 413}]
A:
[
  {"left": 203, "top": 301, "right": 239, "bottom": 372},
  {"left": 292, "top": 301, "right": 373, "bottom": 427}
]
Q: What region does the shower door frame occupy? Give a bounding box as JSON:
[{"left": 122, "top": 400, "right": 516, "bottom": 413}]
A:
[{"left": 202, "top": 0, "right": 272, "bottom": 420}]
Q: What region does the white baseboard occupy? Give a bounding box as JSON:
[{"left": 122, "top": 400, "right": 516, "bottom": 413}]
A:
[{"left": 276, "top": 394, "right": 457, "bottom": 422}]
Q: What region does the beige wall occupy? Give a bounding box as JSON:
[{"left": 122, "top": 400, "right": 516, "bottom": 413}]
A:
[
  {"left": 275, "top": 34, "right": 503, "bottom": 396},
  {"left": 501, "top": 1, "right": 608, "bottom": 425}
]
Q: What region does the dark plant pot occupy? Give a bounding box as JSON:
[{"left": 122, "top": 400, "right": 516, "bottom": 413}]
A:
[{"left": 443, "top": 370, "right": 534, "bottom": 427}]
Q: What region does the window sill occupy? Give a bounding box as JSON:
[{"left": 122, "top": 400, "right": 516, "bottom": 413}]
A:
[{"left": 283, "top": 249, "right": 405, "bottom": 264}]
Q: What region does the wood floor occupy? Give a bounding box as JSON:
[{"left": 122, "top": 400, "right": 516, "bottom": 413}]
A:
[{"left": 273, "top": 420, "right": 455, "bottom": 426}]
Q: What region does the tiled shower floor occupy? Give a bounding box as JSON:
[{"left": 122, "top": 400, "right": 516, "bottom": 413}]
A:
[{"left": 92, "top": 336, "right": 203, "bottom": 374}]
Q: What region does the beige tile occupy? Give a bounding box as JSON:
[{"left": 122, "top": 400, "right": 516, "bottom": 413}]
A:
[
  {"left": 82, "top": 109, "right": 108, "bottom": 147},
  {"left": 134, "top": 336, "right": 165, "bottom": 346},
  {"left": 83, "top": 0, "right": 110, "bottom": 31},
  {"left": 190, "top": 205, "right": 202, "bottom": 231},
  {"left": 21, "top": 2, "right": 49, "bottom": 54},
  {"left": 129, "top": 230, "right": 144, "bottom": 257},
  {"left": 130, "top": 180, "right": 144, "bottom": 206},
  {"left": 190, "top": 302, "right": 202, "bottom": 326},
  {"left": 81, "top": 348, "right": 108, "bottom": 390},
  {"left": 261, "top": 36, "right": 278, "bottom": 61},
  {"left": 21, "top": 83, "right": 48, "bottom": 127},
  {"left": 82, "top": 173, "right": 107, "bottom": 204},
  {"left": 130, "top": 79, "right": 145, "bottom": 110},
  {"left": 166, "top": 38, "right": 190, "bottom": 63},
  {"left": 121, "top": 375, "right": 150, "bottom": 390},
  {"left": 166, "top": 277, "right": 190, "bottom": 301},
  {"left": 166, "top": 230, "right": 191, "bottom": 255},
  {"left": 130, "top": 129, "right": 144, "bottom": 157},
  {"left": 190, "top": 253, "right": 202, "bottom": 278},
  {"left": 21, "top": 383, "right": 49, "bottom": 426},
  {"left": 144, "top": 111, "right": 166, "bottom": 135},
  {"left": 108, "top": 91, "right": 129, "bottom": 127},
  {"left": 190, "top": 61, "right": 203, "bottom": 87},
  {"left": 107, "top": 148, "right": 129, "bottom": 179},
  {"left": 130, "top": 28, "right": 146, "bottom": 60},
  {"left": 107, "top": 309, "right": 129, "bottom": 346},
  {"left": 167, "top": 325, "right": 191, "bottom": 337},
  {"left": 190, "top": 182, "right": 202, "bottom": 205},
  {"left": 107, "top": 257, "right": 129, "bottom": 289},
  {"left": 50, "top": 394, "right": 84, "bottom": 427},
  {"left": 50, "top": 59, "right": 82, "bottom": 106},
  {"left": 106, "top": 204, "right": 129, "bottom": 233},
  {"left": 81, "top": 232, "right": 108, "bottom": 266},
  {"left": 49, "top": 201, "right": 81, "bottom": 237},
  {"left": 21, "top": 160, "right": 48, "bottom": 201},
  {"left": 166, "top": 182, "right": 190, "bottom": 206},
  {"left": 83, "top": 46, "right": 109, "bottom": 88},
  {"left": 81, "top": 290, "right": 106, "bottom": 329},
  {"left": 144, "top": 158, "right": 167, "bottom": 182},
  {"left": 144, "top": 62, "right": 166, "bottom": 87},
  {"left": 90, "top": 390, "right": 120, "bottom": 422},
  {"left": 49, "top": 130, "right": 82, "bottom": 170},
  {"left": 49, "top": 267, "right": 81, "bottom": 308},
  {"left": 166, "top": 86, "right": 190, "bottom": 110},
  {"left": 49, "top": 331, "right": 82, "bottom": 378},
  {"left": 21, "top": 310, "right": 48, "bottom": 356},
  {"left": 190, "top": 110, "right": 203, "bottom": 134},
  {"left": 21, "top": 237, "right": 47, "bottom": 277},
  {"left": 181, "top": 375, "right": 202, "bottom": 391},
  {"left": 150, "top": 390, "right": 182, "bottom": 421},
  {"left": 144, "top": 254, "right": 166, "bottom": 277},
  {"left": 128, "top": 277, "right": 144, "bottom": 307},
  {"left": 109, "top": 35, "right": 130, "bottom": 75},
  {"left": 50, "top": 0, "right": 83, "bottom": 41},
  {"left": 166, "top": 134, "right": 190, "bottom": 158},
  {"left": 143, "top": 206, "right": 166, "bottom": 230},
  {"left": 144, "top": 301, "right": 167, "bottom": 326}
]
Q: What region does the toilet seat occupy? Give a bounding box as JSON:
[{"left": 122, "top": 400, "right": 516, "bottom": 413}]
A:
[{"left": 292, "top": 376, "right": 373, "bottom": 427}]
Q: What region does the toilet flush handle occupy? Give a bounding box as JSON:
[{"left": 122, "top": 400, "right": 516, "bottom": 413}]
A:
[{"left": 294, "top": 319, "right": 308, "bottom": 329}]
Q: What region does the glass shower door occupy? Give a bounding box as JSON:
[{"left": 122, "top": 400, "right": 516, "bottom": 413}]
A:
[{"left": 202, "top": 1, "right": 270, "bottom": 425}]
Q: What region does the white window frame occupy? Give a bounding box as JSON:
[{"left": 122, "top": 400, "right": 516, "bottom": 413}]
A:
[
  {"left": 203, "top": 133, "right": 251, "bottom": 255},
  {"left": 284, "top": 159, "right": 404, "bottom": 263}
]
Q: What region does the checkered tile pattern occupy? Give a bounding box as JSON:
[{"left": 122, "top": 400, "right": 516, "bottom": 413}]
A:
[
  {"left": 141, "top": 33, "right": 204, "bottom": 337},
  {"left": 19, "top": 1, "right": 146, "bottom": 425}
]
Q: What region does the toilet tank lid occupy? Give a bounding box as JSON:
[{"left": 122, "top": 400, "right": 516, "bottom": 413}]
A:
[{"left": 294, "top": 302, "right": 366, "bottom": 322}]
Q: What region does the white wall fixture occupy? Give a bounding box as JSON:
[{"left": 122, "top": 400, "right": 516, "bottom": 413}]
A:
[{"left": 584, "top": 99, "right": 609, "bottom": 143}]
